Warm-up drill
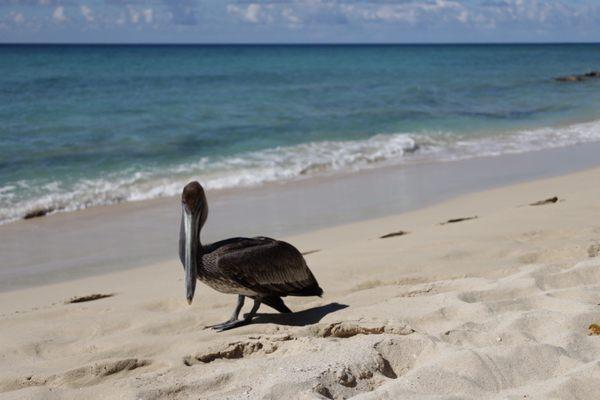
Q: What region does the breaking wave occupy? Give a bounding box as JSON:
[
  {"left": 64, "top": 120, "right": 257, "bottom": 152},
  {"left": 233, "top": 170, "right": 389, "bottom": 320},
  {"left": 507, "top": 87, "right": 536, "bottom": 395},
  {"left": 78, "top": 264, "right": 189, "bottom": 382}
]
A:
[{"left": 2, "top": 118, "right": 600, "bottom": 224}]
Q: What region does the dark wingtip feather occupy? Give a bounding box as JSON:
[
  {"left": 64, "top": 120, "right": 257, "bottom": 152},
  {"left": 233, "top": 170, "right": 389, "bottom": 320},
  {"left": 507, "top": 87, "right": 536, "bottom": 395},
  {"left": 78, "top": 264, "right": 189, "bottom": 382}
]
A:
[{"left": 290, "top": 284, "right": 323, "bottom": 297}]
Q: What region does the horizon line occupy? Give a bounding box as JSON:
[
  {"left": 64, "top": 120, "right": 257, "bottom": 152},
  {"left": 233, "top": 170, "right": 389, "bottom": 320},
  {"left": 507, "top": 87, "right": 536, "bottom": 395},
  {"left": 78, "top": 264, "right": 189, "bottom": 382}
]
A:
[{"left": 2, "top": 41, "right": 600, "bottom": 46}]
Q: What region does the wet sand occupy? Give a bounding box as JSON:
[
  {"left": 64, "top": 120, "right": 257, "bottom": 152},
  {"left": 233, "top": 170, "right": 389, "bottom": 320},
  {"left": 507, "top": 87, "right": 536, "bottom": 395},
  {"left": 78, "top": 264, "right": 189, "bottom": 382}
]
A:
[{"left": 2, "top": 141, "right": 600, "bottom": 292}]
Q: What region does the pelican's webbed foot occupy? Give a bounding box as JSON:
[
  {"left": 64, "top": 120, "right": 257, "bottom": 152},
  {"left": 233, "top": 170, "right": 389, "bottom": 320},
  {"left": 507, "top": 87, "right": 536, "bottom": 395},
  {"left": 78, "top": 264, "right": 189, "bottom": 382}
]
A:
[
  {"left": 212, "top": 318, "right": 252, "bottom": 332},
  {"left": 208, "top": 297, "right": 261, "bottom": 332},
  {"left": 205, "top": 318, "right": 236, "bottom": 330}
]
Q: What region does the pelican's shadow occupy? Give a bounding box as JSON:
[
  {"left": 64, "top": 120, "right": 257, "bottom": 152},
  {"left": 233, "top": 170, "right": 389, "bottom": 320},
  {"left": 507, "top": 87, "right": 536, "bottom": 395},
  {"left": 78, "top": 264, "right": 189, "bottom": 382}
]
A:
[{"left": 248, "top": 302, "right": 348, "bottom": 327}]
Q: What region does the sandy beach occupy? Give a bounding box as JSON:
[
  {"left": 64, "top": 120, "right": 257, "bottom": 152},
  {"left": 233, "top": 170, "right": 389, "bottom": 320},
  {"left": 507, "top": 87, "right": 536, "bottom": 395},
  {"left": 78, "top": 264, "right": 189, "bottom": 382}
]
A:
[{"left": 2, "top": 162, "right": 600, "bottom": 399}]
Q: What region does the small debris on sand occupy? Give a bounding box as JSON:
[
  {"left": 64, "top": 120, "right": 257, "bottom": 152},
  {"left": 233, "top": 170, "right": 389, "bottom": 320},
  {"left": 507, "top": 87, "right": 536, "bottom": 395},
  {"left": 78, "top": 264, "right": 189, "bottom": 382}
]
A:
[
  {"left": 441, "top": 216, "right": 478, "bottom": 225},
  {"left": 301, "top": 249, "right": 321, "bottom": 256},
  {"left": 529, "top": 196, "right": 559, "bottom": 206},
  {"left": 588, "top": 324, "right": 600, "bottom": 336},
  {"left": 379, "top": 231, "right": 409, "bottom": 239},
  {"left": 588, "top": 244, "right": 600, "bottom": 258},
  {"left": 65, "top": 294, "right": 114, "bottom": 304}
]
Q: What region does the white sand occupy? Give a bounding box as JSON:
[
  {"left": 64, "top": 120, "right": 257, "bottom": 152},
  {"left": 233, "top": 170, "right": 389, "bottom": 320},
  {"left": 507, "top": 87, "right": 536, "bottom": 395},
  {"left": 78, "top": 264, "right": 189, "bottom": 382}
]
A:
[{"left": 1, "top": 167, "right": 600, "bottom": 399}]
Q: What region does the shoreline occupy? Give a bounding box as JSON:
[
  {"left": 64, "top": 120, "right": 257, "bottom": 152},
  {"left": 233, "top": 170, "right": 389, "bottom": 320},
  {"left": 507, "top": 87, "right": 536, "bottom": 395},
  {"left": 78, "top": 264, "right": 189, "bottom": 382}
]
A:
[
  {"left": 2, "top": 141, "right": 600, "bottom": 292},
  {"left": 5, "top": 115, "right": 600, "bottom": 227},
  {"left": 3, "top": 157, "right": 600, "bottom": 310}
]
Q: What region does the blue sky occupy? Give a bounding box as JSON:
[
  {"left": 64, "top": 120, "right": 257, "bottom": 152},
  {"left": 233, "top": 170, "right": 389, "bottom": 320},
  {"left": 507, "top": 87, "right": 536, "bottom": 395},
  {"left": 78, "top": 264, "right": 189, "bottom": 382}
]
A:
[{"left": 1, "top": 0, "right": 600, "bottom": 43}]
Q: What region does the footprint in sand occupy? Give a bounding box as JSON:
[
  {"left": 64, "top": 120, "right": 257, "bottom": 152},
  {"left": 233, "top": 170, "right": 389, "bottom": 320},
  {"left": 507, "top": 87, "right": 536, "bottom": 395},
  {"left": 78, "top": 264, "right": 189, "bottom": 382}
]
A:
[
  {"left": 588, "top": 244, "right": 600, "bottom": 258},
  {"left": 183, "top": 337, "right": 289, "bottom": 366},
  {"left": 307, "top": 320, "right": 414, "bottom": 339},
  {"left": 1, "top": 358, "right": 151, "bottom": 393}
]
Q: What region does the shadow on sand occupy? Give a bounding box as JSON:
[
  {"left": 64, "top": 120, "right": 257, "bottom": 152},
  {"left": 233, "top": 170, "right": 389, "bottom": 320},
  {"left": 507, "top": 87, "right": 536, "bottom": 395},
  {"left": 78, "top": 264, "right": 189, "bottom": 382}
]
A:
[{"left": 249, "top": 302, "right": 348, "bottom": 327}]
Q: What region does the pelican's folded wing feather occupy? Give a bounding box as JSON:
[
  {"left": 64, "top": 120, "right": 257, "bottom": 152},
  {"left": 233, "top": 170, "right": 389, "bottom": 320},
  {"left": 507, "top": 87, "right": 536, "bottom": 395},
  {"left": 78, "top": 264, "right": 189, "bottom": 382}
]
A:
[{"left": 209, "top": 237, "right": 322, "bottom": 297}]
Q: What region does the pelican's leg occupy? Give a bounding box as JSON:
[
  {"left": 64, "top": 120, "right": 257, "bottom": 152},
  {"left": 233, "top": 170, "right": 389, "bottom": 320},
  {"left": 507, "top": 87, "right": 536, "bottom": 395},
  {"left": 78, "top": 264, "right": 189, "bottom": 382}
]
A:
[
  {"left": 213, "top": 298, "right": 261, "bottom": 332},
  {"left": 231, "top": 294, "right": 246, "bottom": 320},
  {"left": 205, "top": 295, "right": 245, "bottom": 329}
]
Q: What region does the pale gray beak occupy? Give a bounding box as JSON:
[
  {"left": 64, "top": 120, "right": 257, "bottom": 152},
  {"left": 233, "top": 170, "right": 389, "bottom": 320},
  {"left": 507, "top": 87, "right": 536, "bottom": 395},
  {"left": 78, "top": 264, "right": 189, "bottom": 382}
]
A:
[{"left": 183, "top": 207, "right": 198, "bottom": 305}]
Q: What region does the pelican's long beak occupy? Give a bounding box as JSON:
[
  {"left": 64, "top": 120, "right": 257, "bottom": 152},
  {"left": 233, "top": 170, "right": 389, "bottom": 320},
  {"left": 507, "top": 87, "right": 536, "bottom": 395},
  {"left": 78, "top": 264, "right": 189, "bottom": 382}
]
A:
[{"left": 183, "top": 207, "right": 198, "bottom": 305}]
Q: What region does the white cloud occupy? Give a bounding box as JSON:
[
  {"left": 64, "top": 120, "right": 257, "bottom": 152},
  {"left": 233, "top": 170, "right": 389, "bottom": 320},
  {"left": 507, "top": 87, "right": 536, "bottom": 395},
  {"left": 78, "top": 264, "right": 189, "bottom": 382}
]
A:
[
  {"left": 116, "top": 12, "right": 126, "bottom": 26},
  {"left": 52, "top": 6, "right": 66, "bottom": 23},
  {"left": 339, "top": 0, "right": 467, "bottom": 24},
  {"left": 457, "top": 10, "right": 469, "bottom": 23},
  {"left": 221, "top": 0, "right": 590, "bottom": 31},
  {"left": 127, "top": 6, "right": 154, "bottom": 24},
  {"left": 228, "top": 1, "right": 448, "bottom": 26},
  {"left": 142, "top": 8, "right": 153, "bottom": 24},
  {"left": 480, "top": 0, "right": 579, "bottom": 24},
  {"left": 1, "top": 0, "right": 597, "bottom": 40},
  {"left": 80, "top": 5, "right": 94, "bottom": 22},
  {"left": 128, "top": 6, "right": 140, "bottom": 23},
  {"left": 245, "top": 4, "right": 261, "bottom": 23},
  {"left": 227, "top": 3, "right": 273, "bottom": 24},
  {"left": 227, "top": 5, "right": 239, "bottom": 18},
  {"left": 344, "top": 4, "right": 415, "bottom": 23},
  {"left": 282, "top": 7, "right": 301, "bottom": 26},
  {"left": 10, "top": 11, "right": 24, "bottom": 24}
]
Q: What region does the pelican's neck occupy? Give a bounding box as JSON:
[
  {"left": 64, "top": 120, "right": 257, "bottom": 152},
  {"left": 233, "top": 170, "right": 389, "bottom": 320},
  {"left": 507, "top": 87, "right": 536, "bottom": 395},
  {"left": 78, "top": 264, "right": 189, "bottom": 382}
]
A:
[
  {"left": 196, "top": 226, "right": 206, "bottom": 273},
  {"left": 197, "top": 204, "right": 207, "bottom": 256},
  {"left": 196, "top": 229, "right": 203, "bottom": 254}
]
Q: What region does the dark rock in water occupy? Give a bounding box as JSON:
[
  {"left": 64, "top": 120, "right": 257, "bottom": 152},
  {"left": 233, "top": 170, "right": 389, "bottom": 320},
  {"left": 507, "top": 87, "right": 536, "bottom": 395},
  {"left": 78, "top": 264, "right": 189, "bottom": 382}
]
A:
[
  {"left": 404, "top": 144, "right": 420, "bottom": 154},
  {"left": 556, "top": 71, "right": 600, "bottom": 82},
  {"left": 299, "top": 162, "right": 329, "bottom": 176},
  {"left": 556, "top": 76, "right": 583, "bottom": 82},
  {"left": 23, "top": 207, "right": 54, "bottom": 219}
]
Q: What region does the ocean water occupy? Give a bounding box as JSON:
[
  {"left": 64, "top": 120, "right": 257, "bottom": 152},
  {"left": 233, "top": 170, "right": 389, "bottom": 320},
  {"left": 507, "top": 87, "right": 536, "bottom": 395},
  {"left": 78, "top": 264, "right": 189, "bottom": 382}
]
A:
[{"left": 1, "top": 44, "right": 600, "bottom": 224}]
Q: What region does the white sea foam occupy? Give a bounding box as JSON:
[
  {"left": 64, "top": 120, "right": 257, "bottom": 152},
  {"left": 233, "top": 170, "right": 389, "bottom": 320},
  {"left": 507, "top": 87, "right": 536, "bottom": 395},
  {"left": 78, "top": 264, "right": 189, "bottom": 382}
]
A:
[{"left": 2, "top": 118, "right": 600, "bottom": 224}]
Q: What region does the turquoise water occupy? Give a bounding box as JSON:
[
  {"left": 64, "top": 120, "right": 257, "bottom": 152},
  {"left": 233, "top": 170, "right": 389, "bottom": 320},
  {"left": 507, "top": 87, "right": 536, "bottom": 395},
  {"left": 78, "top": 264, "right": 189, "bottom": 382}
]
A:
[{"left": 1, "top": 44, "right": 600, "bottom": 223}]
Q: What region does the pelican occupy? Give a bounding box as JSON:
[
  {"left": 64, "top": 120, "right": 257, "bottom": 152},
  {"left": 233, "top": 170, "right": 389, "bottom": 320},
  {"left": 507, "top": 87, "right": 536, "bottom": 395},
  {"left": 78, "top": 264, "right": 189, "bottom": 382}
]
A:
[{"left": 179, "top": 181, "right": 323, "bottom": 331}]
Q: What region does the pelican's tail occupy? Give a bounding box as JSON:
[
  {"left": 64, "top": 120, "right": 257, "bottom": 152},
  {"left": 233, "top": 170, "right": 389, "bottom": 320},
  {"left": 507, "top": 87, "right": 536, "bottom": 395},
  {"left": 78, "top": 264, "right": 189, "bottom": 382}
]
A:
[
  {"left": 289, "top": 284, "right": 323, "bottom": 297},
  {"left": 262, "top": 295, "right": 292, "bottom": 313}
]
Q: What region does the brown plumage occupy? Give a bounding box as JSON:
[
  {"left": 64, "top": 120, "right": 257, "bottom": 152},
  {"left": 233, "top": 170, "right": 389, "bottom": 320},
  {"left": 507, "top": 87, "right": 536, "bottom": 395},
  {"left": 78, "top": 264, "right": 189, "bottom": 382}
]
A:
[
  {"left": 178, "top": 181, "right": 323, "bottom": 331},
  {"left": 201, "top": 237, "right": 322, "bottom": 297}
]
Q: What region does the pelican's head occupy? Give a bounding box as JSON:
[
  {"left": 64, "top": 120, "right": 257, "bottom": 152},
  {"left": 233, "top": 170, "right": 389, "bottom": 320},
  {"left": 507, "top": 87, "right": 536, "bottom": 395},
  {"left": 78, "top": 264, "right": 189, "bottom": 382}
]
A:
[{"left": 180, "top": 181, "right": 208, "bottom": 305}]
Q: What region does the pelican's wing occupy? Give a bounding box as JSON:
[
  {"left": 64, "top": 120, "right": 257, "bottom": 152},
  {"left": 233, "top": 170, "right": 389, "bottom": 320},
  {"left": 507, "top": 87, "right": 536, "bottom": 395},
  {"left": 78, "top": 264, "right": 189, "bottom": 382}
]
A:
[{"left": 207, "top": 237, "right": 322, "bottom": 297}]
